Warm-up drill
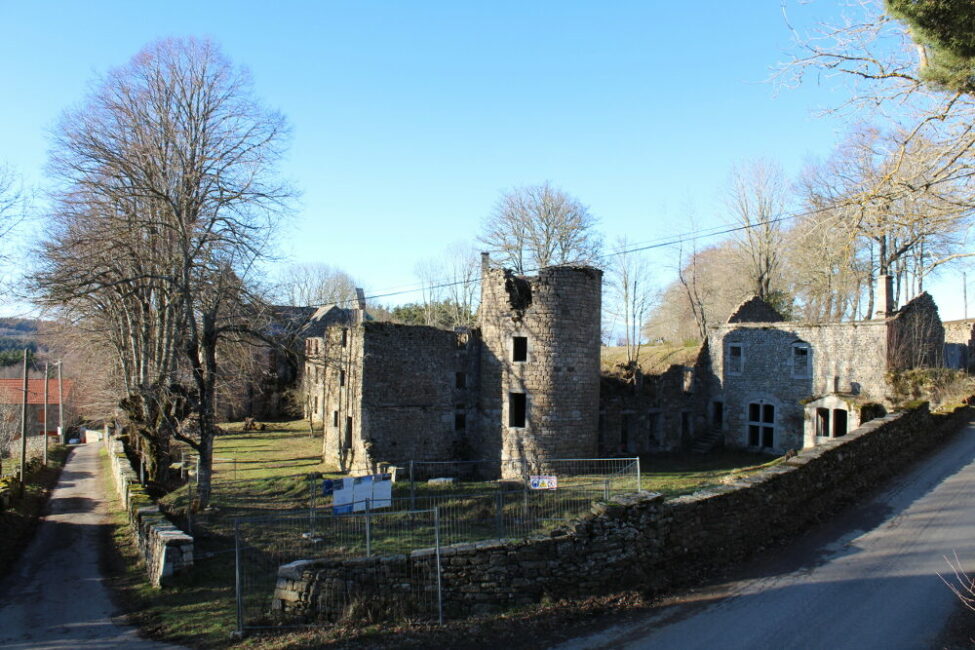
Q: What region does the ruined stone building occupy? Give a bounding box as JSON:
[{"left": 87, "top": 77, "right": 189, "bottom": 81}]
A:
[
  {"left": 704, "top": 277, "right": 947, "bottom": 453},
  {"left": 598, "top": 275, "right": 966, "bottom": 457},
  {"left": 302, "top": 256, "right": 602, "bottom": 476}
]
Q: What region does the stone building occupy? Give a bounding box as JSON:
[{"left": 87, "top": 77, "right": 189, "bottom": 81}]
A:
[
  {"left": 704, "top": 277, "right": 947, "bottom": 453},
  {"left": 301, "top": 256, "right": 602, "bottom": 476}
]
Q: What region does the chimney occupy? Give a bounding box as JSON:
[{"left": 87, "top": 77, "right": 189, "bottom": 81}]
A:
[
  {"left": 874, "top": 274, "right": 894, "bottom": 319},
  {"left": 481, "top": 251, "right": 490, "bottom": 274},
  {"left": 355, "top": 287, "right": 366, "bottom": 312}
]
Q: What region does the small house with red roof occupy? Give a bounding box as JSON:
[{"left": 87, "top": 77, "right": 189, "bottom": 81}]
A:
[{"left": 0, "top": 379, "right": 75, "bottom": 438}]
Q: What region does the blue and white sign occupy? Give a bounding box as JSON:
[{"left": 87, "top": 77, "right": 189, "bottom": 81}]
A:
[
  {"left": 333, "top": 473, "right": 393, "bottom": 513},
  {"left": 529, "top": 475, "right": 558, "bottom": 490}
]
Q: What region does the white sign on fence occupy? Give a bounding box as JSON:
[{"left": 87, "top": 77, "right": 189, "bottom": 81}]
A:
[
  {"left": 332, "top": 473, "right": 393, "bottom": 514},
  {"left": 529, "top": 475, "right": 558, "bottom": 490}
]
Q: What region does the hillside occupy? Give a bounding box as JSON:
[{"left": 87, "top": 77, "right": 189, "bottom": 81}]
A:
[{"left": 601, "top": 342, "right": 701, "bottom": 376}]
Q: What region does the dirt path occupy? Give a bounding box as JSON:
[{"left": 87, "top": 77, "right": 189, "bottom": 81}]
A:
[
  {"left": 554, "top": 419, "right": 975, "bottom": 650},
  {"left": 0, "top": 443, "right": 180, "bottom": 649}
]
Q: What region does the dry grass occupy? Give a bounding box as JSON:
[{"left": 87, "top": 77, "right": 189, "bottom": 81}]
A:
[{"left": 601, "top": 343, "right": 700, "bottom": 375}]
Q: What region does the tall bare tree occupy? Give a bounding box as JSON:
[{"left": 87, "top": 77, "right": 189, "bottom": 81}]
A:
[
  {"left": 608, "top": 237, "right": 656, "bottom": 370},
  {"left": 35, "top": 38, "right": 292, "bottom": 506},
  {"left": 727, "top": 159, "right": 789, "bottom": 301},
  {"left": 480, "top": 182, "right": 602, "bottom": 273},
  {"left": 276, "top": 263, "right": 359, "bottom": 307}
]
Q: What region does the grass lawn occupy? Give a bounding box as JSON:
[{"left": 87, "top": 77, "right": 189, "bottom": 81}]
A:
[{"left": 113, "top": 420, "right": 780, "bottom": 648}]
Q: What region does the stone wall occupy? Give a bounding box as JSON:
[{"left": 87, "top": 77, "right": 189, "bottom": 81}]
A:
[
  {"left": 707, "top": 320, "right": 891, "bottom": 451},
  {"left": 479, "top": 265, "right": 602, "bottom": 474},
  {"left": 273, "top": 402, "right": 972, "bottom": 619},
  {"left": 106, "top": 437, "right": 193, "bottom": 587},
  {"left": 360, "top": 322, "right": 477, "bottom": 467},
  {"left": 944, "top": 319, "right": 975, "bottom": 371}
]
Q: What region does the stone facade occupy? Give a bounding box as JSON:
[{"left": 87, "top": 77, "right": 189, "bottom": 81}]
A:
[
  {"left": 944, "top": 319, "right": 975, "bottom": 371},
  {"left": 301, "top": 259, "right": 602, "bottom": 476},
  {"left": 272, "top": 402, "right": 972, "bottom": 619},
  {"left": 706, "top": 292, "right": 946, "bottom": 453}
]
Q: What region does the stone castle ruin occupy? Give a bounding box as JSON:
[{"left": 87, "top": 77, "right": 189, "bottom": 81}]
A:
[{"left": 302, "top": 255, "right": 602, "bottom": 477}]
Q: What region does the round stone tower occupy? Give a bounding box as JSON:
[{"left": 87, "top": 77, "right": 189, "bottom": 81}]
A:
[{"left": 477, "top": 256, "right": 602, "bottom": 477}]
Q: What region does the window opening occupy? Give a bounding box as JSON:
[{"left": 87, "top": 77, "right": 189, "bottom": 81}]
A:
[
  {"left": 455, "top": 372, "right": 466, "bottom": 389},
  {"left": 512, "top": 336, "right": 528, "bottom": 362},
  {"left": 816, "top": 408, "right": 830, "bottom": 437},
  {"left": 833, "top": 409, "right": 848, "bottom": 437},
  {"left": 792, "top": 344, "right": 811, "bottom": 377},
  {"left": 344, "top": 416, "right": 352, "bottom": 448},
  {"left": 712, "top": 402, "right": 724, "bottom": 429},
  {"left": 747, "top": 402, "right": 775, "bottom": 448},
  {"left": 728, "top": 344, "right": 743, "bottom": 374},
  {"left": 455, "top": 412, "right": 466, "bottom": 431},
  {"left": 509, "top": 392, "right": 527, "bottom": 427},
  {"left": 340, "top": 370, "right": 346, "bottom": 387},
  {"left": 332, "top": 411, "right": 338, "bottom": 427},
  {"left": 341, "top": 328, "right": 348, "bottom": 347}
]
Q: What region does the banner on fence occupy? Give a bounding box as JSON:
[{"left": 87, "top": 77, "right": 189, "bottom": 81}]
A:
[
  {"left": 529, "top": 475, "right": 558, "bottom": 490},
  {"left": 332, "top": 473, "right": 393, "bottom": 513}
]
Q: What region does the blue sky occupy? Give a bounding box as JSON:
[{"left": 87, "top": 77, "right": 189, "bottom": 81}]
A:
[{"left": 0, "top": 1, "right": 969, "bottom": 319}]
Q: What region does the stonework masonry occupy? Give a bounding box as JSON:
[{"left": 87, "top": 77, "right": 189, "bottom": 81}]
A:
[
  {"left": 106, "top": 436, "right": 193, "bottom": 587},
  {"left": 302, "top": 261, "right": 602, "bottom": 477},
  {"left": 272, "top": 401, "right": 972, "bottom": 619}
]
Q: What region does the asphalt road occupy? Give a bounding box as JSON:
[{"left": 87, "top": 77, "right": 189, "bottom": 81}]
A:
[
  {"left": 0, "top": 443, "right": 179, "bottom": 649},
  {"left": 556, "top": 418, "right": 975, "bottom": 650}
]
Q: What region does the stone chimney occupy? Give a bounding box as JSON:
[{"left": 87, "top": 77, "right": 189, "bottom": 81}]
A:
[
  {"left": 874, "top": 274, "right": 894, "bottom": 319},
  {"left": 355, "top": 287, "right": 366, "bottom": 312},
  {"left": 481, "top": 251, "right": 490, "bottom": 274}
]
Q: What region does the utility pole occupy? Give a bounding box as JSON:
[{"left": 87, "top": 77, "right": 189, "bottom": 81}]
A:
[
  {"left": 57, "top": 361, "right": 64, "bottom": 445},
  {"left": 18, "top": 349, "right": 28, "bottom": 496},
  {"left": 43, "top": 361, "right": 49, "bottom": 466}
]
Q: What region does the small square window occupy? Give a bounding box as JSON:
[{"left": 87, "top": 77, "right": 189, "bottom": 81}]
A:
[
  {"left": 455, "top": 372, "right": 466, "bottom": 389},
  {"left": 512, "top": 336, "right": 528, "bottom": 362},
  {"left": 509, "top": 392, "right": 527, "bottom": 427},
  {"left": 454, "top": 412, "right": 466, "bottom": 431}
]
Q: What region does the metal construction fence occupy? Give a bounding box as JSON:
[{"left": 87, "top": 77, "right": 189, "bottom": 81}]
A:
[
  {"left": 233, "top": 455, "right": 644, "bottom": 632},
  {"left": 235, "top": 507, "right": 442, "bottom": 632}
]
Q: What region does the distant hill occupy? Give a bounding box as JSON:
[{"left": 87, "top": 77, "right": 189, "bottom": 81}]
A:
[
  {"left": 601, "top": 342, "right": 701, "bottom": 376},
  {"left": 0, "top": 318, "right": 46, "bottom": 367}
]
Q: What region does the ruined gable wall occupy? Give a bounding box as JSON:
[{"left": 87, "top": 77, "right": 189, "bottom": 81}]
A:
[
  {"left": 708, "top": 321, "right": 889, "bottom": 451},
  {"left": 888, "top": 292, "right": 945, "bottom": 371},
  {"left": 359, "top": 322, "right": 476, "bottom": 468},
  {"left": 479, "top": 266, "right": 602, "bottom": 471}
]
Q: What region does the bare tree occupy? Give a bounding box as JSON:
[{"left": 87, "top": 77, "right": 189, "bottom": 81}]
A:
[
  {"left": 35, "top": 38, "right": 292, "bottom": 506},
  {"left": 276, "top": 263, "right": 358, "bottom": 307},
  {"left": 413, "top": 242, "right": 480, "bottom": 329},
  {"left": 480, "top": 182, "right": 602, "bottom": 273},
  {"left": 608, "top": 237, "right": 656, "bottom": 371},
  {"left": 727, "top": 159, "right": 789, "bottom": 301}
]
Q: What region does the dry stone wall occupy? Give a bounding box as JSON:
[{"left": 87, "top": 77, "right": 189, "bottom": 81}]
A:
[
  {"left": 106, "top": 437, "right": 193, "bottom": 587},
  {"left": 273, "top": 402, "right": 971, "bottom": 618}
]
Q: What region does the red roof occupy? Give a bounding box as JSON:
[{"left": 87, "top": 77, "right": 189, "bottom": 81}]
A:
[{"left": 0, "top": 379, "right": 74, "bottom": 406}]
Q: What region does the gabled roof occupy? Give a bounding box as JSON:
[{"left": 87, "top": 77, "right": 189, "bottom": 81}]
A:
[{"left": 0, "top": 379, "right": 74, "bottom": 406}]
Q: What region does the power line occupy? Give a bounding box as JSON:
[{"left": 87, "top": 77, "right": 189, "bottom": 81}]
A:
[{"left": 303, "top": 206, "right": 823, "bottom": 310}]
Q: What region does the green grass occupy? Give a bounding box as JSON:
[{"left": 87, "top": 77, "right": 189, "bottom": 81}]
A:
[{"left": 110, "top": 421, "right": 780, "bottom": 648}]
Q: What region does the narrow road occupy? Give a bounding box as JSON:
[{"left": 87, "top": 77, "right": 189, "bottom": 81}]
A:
[
  {"left": 0, "top": 443, "right": 179, "bottom": 649},
  {"left": 557, "top": 418, "right": 975, "bottom": 650}
]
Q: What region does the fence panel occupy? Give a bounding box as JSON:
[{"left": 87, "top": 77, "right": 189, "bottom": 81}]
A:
[{"left": 235, "top": 508, "right": 441, "bottom": 632}]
